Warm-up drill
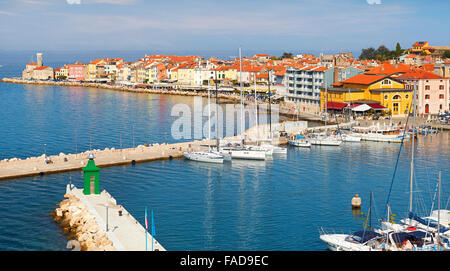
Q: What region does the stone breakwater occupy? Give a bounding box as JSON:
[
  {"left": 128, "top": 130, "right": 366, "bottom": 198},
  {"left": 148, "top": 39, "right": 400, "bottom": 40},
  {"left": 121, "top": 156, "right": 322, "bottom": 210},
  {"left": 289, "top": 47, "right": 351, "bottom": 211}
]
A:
[
  {"left": 51, "top": 193, "right": 115, "bottom": 251},
  {"left": 0, "top": 140, "right": 212, "bottom": 181}
]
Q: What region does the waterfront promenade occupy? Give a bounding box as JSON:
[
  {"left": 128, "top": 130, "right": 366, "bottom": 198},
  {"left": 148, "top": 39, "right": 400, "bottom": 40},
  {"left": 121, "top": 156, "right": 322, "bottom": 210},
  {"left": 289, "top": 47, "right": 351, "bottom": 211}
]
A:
[{"left": 0, "top": 77, "right": 323, "bottom": 121}]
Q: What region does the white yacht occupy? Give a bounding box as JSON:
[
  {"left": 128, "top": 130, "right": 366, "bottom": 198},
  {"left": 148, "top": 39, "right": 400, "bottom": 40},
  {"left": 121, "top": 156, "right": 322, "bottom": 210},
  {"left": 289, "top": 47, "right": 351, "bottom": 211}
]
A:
[
  {"left": 319, "top": 229, "right": 386, "bottom": 251},
  {"left": 352, "top": 125, "right": 408, "bottom": 143},
  {"left": 341, "top": 133, "right": 362, "bottom": 142},
  {"left": 183, "top": 151, "right": 224, "bottom": 164},
  {"left": 288, "top": 136, "right": 311, "bottom": 147},
  {"left": 260, "top": 144, "right": 288, "bottom": 154},
  {"left": 219, "top": 146, "right": 266, "bottom": 160},
  {"left": 310, "top": 134, "right": 342, "bottom": 146}
]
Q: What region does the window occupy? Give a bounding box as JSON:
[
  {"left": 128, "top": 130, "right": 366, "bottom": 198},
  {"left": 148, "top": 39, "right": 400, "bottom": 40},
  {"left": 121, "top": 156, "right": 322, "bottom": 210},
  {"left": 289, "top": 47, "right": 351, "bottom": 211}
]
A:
[
  {"left": 382, "top": 79, "right": 390, "bottom": 85},
  {"left": 384, "top": 95, "right": 388, "bottom": 100},
  {"left": 439, "top": 94, "right": 444, "bottom": 99},
  {"left": 405, "top": 94, "right": 409, "bottom": 99},
  {"left": 425, "top": 85, "right": 430, "bottom": 90},
  {"left": 439, "top": 85, "right": 444, "bottom": 90},
  {"left": 425, "top": 94, "right": 430, "bottom": 99},
  {"left": 440, "top": 104, "right": 443, "bottom": 110},
  {"left": 392, "top": 95, "right": 401, "bottom": 100}
]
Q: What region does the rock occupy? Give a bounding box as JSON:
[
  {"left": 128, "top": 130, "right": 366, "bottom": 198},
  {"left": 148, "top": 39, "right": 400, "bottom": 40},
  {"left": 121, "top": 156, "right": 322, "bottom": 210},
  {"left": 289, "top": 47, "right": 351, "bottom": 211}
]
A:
[{"left": 56, "top": 208, "right": 63, "bottom": 217}]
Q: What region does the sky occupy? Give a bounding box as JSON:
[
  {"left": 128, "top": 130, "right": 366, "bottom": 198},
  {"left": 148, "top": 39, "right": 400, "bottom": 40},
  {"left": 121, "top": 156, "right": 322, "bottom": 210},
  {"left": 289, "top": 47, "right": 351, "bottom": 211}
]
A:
[{"left": 0, "top": 0, "right": 449, "bottom": 56}]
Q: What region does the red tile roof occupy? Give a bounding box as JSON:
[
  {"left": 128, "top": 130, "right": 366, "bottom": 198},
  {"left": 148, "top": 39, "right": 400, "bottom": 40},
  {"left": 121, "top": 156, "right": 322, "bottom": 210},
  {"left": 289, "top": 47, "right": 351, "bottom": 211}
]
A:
[
  {"left": 396, "top": 70, "right": 443, "bottom": 80},
  {"left": 365, "top": 63, "right": 415, "bottom": 76},
  {"left": 342, "top": 74, "right": 388, "bottom": 85},
  {"left": 34, "top": 66, "right": 50, "bottom": 70}
]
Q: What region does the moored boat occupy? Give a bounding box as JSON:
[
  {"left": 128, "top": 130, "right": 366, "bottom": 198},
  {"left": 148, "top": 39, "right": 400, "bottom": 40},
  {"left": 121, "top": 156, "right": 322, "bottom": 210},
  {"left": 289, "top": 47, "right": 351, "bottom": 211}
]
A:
[{"left": 183, "top": 151, "right": 224, "bottom": 164}]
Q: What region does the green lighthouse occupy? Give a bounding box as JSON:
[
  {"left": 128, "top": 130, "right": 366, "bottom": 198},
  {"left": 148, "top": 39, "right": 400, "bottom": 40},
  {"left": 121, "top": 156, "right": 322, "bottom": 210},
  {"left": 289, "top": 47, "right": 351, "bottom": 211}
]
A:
[{"left": 82, "top": 152, "right": 101, "bottom": 195}]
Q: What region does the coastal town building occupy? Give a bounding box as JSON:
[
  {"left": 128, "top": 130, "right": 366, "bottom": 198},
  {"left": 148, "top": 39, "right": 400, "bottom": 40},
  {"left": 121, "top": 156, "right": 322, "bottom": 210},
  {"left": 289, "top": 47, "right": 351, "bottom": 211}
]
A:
[
  {"left": 55, "top": 65, "right": 69, "bottom": 80},
  {"left": 31, "top": 66, "right": 54, "bottom": 80},
  {"left": 284, "top": 66, "right": 327, "bottom": 106},
  {"left": 397, "top": 70, "right": 449, "bottom": 115},
  {"left": 68, "top": 63, "right": 87, "bottom": 82},
  {"left": 321, "top": 74, "right": 412, "bottom": 116},
  {"left": 323, "top": 66, "right": 364, "bottom": 88},
  {"left": 22, "top": 53, "right": 54, "bottom": 80},
  {"left": 433, "top": 61, "right": 450, "bottom": 78}
]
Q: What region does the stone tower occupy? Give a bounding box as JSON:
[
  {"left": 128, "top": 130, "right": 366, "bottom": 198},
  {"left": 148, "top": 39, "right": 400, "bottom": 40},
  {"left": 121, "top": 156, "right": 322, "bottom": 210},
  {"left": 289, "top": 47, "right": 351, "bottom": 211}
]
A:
[{"left": 37, "top": 53, "right": 43, "bottom": 67}]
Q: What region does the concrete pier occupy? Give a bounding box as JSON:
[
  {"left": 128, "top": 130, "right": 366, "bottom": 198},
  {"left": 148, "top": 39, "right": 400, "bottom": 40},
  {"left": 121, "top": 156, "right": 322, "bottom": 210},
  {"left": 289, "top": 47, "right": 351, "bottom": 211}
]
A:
[
  {"left": 0, "top": 140, "right": 212, "bottom": 181},
  {"left": 55, "top": 184, "right": 165, "bottom": 251}
]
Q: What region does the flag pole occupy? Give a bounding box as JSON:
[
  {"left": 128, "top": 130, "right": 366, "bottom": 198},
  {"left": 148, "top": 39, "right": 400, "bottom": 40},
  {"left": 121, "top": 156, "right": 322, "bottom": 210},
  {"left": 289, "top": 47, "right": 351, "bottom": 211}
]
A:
[
  {"left": 151, "top": 209, "right": 155, "bottom": 251},
  {"left": 145, "top": 206, "right": 148, "bottom": 251}
]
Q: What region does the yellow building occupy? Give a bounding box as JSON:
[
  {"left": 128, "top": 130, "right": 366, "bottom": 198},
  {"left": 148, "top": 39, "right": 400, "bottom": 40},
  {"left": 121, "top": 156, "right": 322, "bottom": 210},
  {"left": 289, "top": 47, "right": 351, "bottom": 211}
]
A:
[
  {"left": 177, "top": 65, "right": 195, "bottom": 85},
  {"left": 320, "top": 74, "right": 413, "bottom": 116},
  {"left": 87, "top": 59, "right": 106, "bottom": 80},
  {"left": 224, "top": 67, "right": 238, "bottom": 82}
]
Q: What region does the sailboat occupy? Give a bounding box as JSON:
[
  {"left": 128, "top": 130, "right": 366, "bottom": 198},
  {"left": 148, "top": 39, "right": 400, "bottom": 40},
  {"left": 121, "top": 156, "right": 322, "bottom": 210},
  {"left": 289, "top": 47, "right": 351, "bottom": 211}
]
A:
[
  {"left": 218, "top": 48, "right": 267, "bottom": 160},
  {"left": 288, "top": 135, "right": 311, "bottom": 148},
  {"left": 310, "top": 87, "right": 343, "bottom": 146},
  {"left": 183, "top": 74, "right": 225, "bottom": 164},
  {"left": 257, "top": 70, "right": 287, "bottom": 154},
  {"left": 319, "top": 192, "right": 388, "bottom": 251}
]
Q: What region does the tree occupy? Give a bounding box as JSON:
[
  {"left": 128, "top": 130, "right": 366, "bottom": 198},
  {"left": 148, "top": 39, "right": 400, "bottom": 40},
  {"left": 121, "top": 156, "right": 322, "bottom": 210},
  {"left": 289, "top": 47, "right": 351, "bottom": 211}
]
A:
[
  {"left": 359, "top": 47, "right": 377, "bottom": 60},
  {"left": 376, "top": 45, "right": 390, "bottom": 60},
  {"left": 443, "top": 50, "right": 450, "bottom": 59},
  {"left": 281, "top": 52, "right": 293, "bottom": 59},
  {"left": 395, "top": 42, "right": 403, "bottom": 57}
]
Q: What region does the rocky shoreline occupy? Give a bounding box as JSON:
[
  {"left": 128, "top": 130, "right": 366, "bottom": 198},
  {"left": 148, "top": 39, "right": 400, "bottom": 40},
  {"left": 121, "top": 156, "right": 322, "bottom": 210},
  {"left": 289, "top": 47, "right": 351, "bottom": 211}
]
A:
[{"left": 50, "top": 193, "right": 115, "bottom": 251}]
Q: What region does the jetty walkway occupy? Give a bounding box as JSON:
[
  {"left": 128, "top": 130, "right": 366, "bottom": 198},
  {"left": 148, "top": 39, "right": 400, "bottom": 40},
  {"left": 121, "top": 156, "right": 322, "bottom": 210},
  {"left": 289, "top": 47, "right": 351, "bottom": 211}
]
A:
[
  {"left": 0, "top": 140, "right": 213, "bottom": 181},
  {"left": 60, "top": 184, "right": 165, "bottom": 251}
]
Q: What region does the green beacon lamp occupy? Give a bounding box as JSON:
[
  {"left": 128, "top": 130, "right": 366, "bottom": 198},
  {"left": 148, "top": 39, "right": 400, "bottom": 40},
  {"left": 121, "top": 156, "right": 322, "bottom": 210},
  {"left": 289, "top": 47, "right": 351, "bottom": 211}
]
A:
[{"left": 82, "top": 152, "right": 101, "bottom": 195}]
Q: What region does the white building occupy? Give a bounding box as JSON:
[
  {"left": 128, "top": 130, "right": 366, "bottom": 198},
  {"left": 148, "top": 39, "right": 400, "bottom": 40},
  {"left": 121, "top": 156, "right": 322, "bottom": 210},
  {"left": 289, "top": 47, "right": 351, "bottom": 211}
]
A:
[{"left": 284, "top": 66, "right": 327, "bottom": 105}]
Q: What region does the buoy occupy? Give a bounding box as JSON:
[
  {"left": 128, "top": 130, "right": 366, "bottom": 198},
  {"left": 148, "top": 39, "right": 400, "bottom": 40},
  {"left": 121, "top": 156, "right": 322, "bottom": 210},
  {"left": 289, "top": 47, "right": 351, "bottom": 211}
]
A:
[{"left": 351, "top": 194, "right": 361, "bottom": 209}]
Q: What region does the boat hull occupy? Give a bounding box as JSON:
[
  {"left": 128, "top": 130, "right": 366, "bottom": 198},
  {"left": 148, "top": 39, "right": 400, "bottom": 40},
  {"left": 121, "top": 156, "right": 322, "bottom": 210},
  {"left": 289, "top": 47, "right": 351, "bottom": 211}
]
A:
[
  {"left": 288, "top": 140, "right": 311, "bottom": 147},
  {"left": 183, "top": 152, "right": 224, "bottom": 164}
]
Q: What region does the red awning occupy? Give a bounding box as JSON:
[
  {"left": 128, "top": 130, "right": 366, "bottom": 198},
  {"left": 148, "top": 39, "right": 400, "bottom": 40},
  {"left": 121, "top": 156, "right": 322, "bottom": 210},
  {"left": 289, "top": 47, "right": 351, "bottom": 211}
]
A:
[
  {"left": 326, "top": 102, "right": 347, "bottom": 110},
  {"left": 367, "top": 103, "right": 387, "bottom": 110}
]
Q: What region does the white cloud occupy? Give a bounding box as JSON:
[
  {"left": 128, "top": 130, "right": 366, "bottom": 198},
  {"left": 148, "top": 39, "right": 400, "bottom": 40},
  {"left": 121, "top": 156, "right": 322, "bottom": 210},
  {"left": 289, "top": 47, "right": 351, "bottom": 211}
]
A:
[
  {"left": 67, "top": 0, "right": 81, "bottom": 4},
  {"left": 0, "top": 10, "right": 17, "bottom": 16}
]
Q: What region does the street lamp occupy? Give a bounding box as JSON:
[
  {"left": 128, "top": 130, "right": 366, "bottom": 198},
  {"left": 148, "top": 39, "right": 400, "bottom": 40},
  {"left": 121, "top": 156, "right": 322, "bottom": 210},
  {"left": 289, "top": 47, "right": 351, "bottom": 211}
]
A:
[{"left": 106, "top": 203, "right": 109, "bottom": 232}]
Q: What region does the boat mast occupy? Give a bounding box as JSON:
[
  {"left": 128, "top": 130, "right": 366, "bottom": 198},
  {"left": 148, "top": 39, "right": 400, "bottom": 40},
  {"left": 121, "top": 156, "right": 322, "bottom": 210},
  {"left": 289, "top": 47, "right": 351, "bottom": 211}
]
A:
[
  {"left": 268, "top": 70, "right": 272, "bottom": 141},
  {"left": 437, "top": 171, "right": 441, "bottom": 245},
  {"left": 369, "top": 191, "right": 372, "bottom": 231},
  {"left": 215, "top": 72, "right": 220, "bottom": 150},
  {"left": 239, "top": 47, "right": 244, "bottom": 140},
  {"left": 208, "top": 73, "right": 211, "bottom": 150},
  {"left": 254, "top": 72, "right": 258, "bottom": 145},
  {"left": 409, "top": 81, "right": 417, "bottom": 215},
  {"left": 324, "top": 79, "right": 328, "bottom": 126}
]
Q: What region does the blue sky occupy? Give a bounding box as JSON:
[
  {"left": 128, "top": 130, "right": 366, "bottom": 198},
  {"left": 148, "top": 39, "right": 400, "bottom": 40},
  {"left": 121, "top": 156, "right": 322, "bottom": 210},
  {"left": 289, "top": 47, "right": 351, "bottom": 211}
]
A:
[{"left": 0, "top": 0, "right": 449, "bottom": 55}]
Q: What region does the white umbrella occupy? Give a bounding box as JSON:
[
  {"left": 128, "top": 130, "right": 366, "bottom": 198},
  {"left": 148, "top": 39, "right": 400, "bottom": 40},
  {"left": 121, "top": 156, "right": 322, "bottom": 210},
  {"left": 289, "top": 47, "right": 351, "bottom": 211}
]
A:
[{"left": 351, "top": 104, "right": 371, "bottom": 112}]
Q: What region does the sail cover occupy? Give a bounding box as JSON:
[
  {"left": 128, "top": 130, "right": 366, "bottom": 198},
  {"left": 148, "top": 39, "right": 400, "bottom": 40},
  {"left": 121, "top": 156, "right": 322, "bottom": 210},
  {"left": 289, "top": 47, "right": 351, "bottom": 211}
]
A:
[{"left": 352, "top": 231, "right": 382, "bottom": 243}]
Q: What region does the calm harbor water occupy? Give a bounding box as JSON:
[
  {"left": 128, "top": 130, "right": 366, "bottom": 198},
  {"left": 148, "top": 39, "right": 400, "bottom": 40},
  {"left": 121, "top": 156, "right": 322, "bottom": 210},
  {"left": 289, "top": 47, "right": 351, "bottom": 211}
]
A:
[{"left": 0, "top": 58, "right": 448, "bottom": 251}]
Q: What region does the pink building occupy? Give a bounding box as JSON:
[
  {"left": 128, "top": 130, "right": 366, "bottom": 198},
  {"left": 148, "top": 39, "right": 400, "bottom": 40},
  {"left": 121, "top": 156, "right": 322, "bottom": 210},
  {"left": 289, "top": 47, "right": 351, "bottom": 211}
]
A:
[
  {"left": 68, "top": 62, "right": 87, "bottom": 81},
  {"left": 398, "top": 71, "right": 449, "bottom": 115}
]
